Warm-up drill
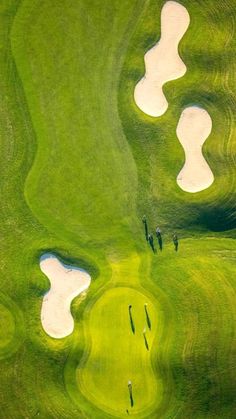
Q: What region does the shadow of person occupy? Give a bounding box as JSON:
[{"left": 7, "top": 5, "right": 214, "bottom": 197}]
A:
[
  {"left": 128, "top": 381, "right": 134, "bottom": 407},
  {"left": 148, "top": 234, "right": 156, "bottom": 253},
  {"left": 142, "top": 215, "right": 149, "bottom": 241},
  {"left": 158, "top": 236, "right": 163, "bottom": 251},
  {"left": 151, "top": 244, "right": 156, "bottom": 254},
  {"left": 144, "top": 303, "right": 151, "bottom": 330},
  {"left": 143, "top": 332, "right": 149, "bottom": 350},
  {"left": 128, "top": 305, "right": 135, "bottom": 334}
]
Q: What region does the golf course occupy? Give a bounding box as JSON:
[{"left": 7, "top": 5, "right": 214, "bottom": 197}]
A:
[{"left": 0, "top": 0, "right": 236, "bottom": 417}]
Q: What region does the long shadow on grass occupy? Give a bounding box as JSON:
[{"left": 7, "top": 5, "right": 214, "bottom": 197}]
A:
[
  {"left": 144, "top": 304, "right": 151, "bottom": 330},
  {"left": 128, "top": 305, "right": 135, "bottom": 334},
  {"left": 143, "top": 331, "right": 149, "bottom": 351},
  {"left": 128, "top": 381, "right": 134, "bottom": 408}
]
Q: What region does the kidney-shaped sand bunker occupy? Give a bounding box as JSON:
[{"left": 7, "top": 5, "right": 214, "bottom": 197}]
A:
[
  {"left": 176, "top": 106, "right": 214, "bottom": 193},
  {"left": 40, "top": 253, "right": 91, "bottom": 339},
  {"left": 134, "top": 1, "right": 190, "bottom": 117}
]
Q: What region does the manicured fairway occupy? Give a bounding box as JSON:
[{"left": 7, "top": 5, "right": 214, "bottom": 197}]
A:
[{"left": 0, "top": 0, "right": 235, "bottom": 418}]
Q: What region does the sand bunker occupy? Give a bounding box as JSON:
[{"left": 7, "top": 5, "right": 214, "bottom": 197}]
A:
[
  {"left": 176, "top": 106, "right": 214, "bottom": 193},
  {"left": 134, "top": 1, "right": 190, "bottom": 117},
  {"left": 40, "top": 253, "right": 91, "bottom": 339}
]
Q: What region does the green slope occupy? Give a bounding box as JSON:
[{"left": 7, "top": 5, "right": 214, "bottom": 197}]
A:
[
  {"left": 0, "top": 0, "right": 234, "bottom": 418},
  {"left": 119, "top": 0, "right": 236, "bottom": 234}
]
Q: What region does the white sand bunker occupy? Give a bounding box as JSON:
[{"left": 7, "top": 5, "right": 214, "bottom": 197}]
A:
[
  {"left": 134, "top": 1, "right": 190, "bottom": 117},
  {"left": 40, "top": 253, "right": 91, "bottom": 339},
  {"left": 176, "top": 106, "right": 214, "bottom": 193}
]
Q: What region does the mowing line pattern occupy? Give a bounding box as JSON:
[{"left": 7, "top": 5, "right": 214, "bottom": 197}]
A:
[{"left": 0, "top": 0, "right": 234, "bottom": 418}]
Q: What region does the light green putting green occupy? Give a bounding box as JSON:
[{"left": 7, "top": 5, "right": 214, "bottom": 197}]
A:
[{"left": 78, "top": 287, "right": 161, "bottom": 417}]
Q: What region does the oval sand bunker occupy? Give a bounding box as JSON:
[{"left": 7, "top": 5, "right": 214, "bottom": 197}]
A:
[
  {"left": 134, "top": 1, "right": 190, "bottom": 117},
  {"left": 40, "top": 254, "right": 91, "bottom": 339},
  {"left": 176, "top": 106, "right": 214, "bottom": 193}
]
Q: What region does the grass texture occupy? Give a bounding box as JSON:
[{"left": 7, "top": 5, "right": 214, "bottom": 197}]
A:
[{"left": 0, "top": 0, "right": 235, "bottom": 418}]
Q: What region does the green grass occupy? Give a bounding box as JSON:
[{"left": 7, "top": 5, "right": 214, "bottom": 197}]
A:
[
  {"left": 78, "top": 286, "right": 160, "bottom": 417},
  {"left": 0, "top": 0, "right": 235, "bottom": 417}
]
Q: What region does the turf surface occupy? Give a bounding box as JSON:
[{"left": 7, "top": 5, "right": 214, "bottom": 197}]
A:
[{"left": 0, "top": 0, "right": 235, "bottom": 418}]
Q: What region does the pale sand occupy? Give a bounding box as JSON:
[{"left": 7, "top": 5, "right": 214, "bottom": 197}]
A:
[
  {"left": 134, "top": 1, "right": 190, "bottom": 117},
  {"left": 176, "top": 106, "right": 214, "bottom": 193},
  {"left": 40, "top": 254, "right": 91, "bottom": 339}
]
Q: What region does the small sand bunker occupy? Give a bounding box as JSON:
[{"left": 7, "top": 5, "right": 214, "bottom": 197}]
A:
[
  {"left": 40, "top": 253, "right": 91, "bottom": 339},
  {"left": 134, "top": 1, "right": 190, "bottom": 117},
  {"left": 176, "top": 106, "right": 214, "bottom": 193}
]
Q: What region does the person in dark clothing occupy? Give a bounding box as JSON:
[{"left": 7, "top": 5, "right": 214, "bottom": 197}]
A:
[
  {"left": 148, "top": 233, "right": 155, "bottom": 253},
  {"left": 142, "top": 215, "right": 148, "bottom": 241},
  {"left": 173, "top": 233, "right": 178, "bottom": 251},
  {"left": 156, "top": 226, "right": 163, "bottom": 251}
]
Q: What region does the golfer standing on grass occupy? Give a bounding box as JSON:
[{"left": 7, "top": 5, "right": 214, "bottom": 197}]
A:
[
  {"left": 156, "top": 226, "right": 163, "bottom": 250},
  {"left": 173, "top": 233, "right": 179, "bottom": 251}
]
